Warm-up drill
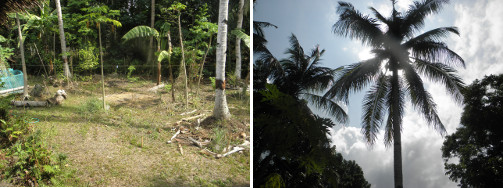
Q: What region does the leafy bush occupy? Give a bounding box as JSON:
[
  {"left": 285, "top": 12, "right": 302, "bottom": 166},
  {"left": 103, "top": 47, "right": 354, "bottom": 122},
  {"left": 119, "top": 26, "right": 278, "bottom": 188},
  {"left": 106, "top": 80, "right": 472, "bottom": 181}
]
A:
[
  {"left": 127, "top": 65, "right": 138, "bottom": 82},
  {"left": 164, "top": 84, "right": 172, "bottom": 93},
  {"left": 0, "top": 118, "right": 30, "bottom": 148},
  {"left": 77, "top": 44, "right": 99, "bottom": 72},
  {"left": 3, "top": 131, "right": 62, "bottom": 186},
  {"left": 78, "top": 98, "right": 103, "bottom": 116}
]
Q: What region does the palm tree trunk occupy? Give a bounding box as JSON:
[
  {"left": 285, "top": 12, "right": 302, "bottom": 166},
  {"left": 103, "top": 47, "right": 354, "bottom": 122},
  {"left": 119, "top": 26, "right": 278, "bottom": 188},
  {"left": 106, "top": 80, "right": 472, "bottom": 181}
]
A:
[
  {"left": 213, "top": 0, "right": 231, "bottom": 119},
  {"left": 99, "top": 23, "right": 106, "bottom": 111},
  {"left": 177, "top": 11, "right": 188, "bottom": 108},
  {"left": 391, "top": 69, "right": 403, "bottom": 188},
  {"left": 167, "top": 31, "right": 175, "bottom": 102},
  {"left": 55, "top": 0, "right": 71, "bottom": 79},
  {"left": 150, "top": 0, "right": 157, "bottom": 85},
  {"left": 234, "top": 0, "right": 244, "bottom": 79},
  {"left": 196, "top": 34, "right": 212, "bottom": 97},
  {"left": 16, "top": 13, "right": 29, "bottom": 100}
]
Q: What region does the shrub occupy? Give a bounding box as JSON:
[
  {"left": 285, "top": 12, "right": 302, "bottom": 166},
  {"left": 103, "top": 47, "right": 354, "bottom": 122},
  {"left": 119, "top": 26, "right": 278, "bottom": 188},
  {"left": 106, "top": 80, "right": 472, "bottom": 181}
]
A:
[
  {"left": 209, "top": 77, "right": 216, "bottom": 89},
  {"left": 210, "top": 127, "right": 228, "bottom": 153},
  {"left": 78, "top": 98, "right": 103, "bottom": 116}
]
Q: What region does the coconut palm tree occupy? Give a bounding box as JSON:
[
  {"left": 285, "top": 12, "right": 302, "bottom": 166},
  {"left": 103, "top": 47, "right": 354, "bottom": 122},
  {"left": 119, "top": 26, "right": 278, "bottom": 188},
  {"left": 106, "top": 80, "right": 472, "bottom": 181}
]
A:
[
  {"left": 326, "top": 1, "right": 464, "bottom": 187},
  {"left": 54, "top": 0, "right": 71, "bottom": 79},
  {"left": 234, "top": 0, "right": 245, "bottom": 79},
  {"left": 15, "top": 13, "right": 29, "bottom": 100},
  {"left": 273, "top": 34, "right": 348, "bottom": 123},
  {"left": 213, "top": 0, "right": 231, "bottom": 119}
]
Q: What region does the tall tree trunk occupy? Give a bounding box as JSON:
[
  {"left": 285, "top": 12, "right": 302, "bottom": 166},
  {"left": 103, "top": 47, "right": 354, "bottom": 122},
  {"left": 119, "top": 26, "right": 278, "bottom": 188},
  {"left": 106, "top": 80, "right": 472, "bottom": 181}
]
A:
[
  {"left": 150, "top": 0, "right": 158, "bottom": 85},
  {"left": 213, "top": 0, "right": 231, "bottom": 119},
  {"left": 167, "top": 31, "right": 175, "bottom": 102},
  {"left": 55, "top": 0, "right": 71, "bottom": 79},
  {"left": 234, "top": 0, "right": 244, "bottom": 79},
  {"left": 391, "top": 68, "right": 403, "bottom": 188},
  {"left": 16, "top": 13, "right": 29, "bottom": 100},
  {"left": 196, "top": 34, "right": 212, "bottom": 97},
  {"left": 177, "top": 12, "right": 188, "bottom": 108},
  {"left": 99, "top": 23, "right": 106, "bottom": 111}
]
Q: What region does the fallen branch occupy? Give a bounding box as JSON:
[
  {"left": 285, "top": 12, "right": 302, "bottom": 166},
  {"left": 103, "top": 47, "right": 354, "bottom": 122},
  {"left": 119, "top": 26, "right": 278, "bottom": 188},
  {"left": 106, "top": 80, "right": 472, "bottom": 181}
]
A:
[
  {"left": 200, "top": 148, "right": 217, "bottom": 157},
  {"left": 180, "top": 109, "right": 196, "bottom": 116},
  {"left": 182, "top": 113, "right": 205, "bottom": 121},
  {"left": 174, "top": 114, "right": 206, "bottom": 126},
  {"left": 187, "top": 137, "right": 210, "bottom": 148},
  {"left": 167, "top": 129, "right": 181, "bottom": 144},
  {"left": 216, "top": 146, "right": 245, "bottom": 158},
  {"left": 178, "top": 143, "right": 183, "bottom": 155}
]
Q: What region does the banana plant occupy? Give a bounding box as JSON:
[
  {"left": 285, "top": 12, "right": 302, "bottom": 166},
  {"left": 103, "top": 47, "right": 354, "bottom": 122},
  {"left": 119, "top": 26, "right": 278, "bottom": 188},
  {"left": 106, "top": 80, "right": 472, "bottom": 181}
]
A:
[{"left": 122, "top": 22, "right": 173, "bottom": 87}]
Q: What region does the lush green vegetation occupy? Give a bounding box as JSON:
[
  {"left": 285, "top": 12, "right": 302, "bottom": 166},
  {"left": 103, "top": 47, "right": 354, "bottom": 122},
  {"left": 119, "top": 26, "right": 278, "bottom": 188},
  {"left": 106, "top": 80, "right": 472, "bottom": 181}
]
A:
[
  {"left": 1, "top": 0, "right": 250, "bottom": 186},
  {"left": 442, "top": 74, "right": 503, "bottom": 188}
]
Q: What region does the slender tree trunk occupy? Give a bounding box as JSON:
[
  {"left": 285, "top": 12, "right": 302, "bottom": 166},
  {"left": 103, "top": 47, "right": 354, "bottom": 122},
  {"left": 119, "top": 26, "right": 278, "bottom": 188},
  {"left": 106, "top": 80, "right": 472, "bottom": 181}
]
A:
[
  {"left": 33, "top": 43, "right": 49, "bottom": 77},
  {"left": 391, "top": 68, "right": 403, "bottom": 188},
  {"left": 196, "top": 34, "right": 212, "bottom": 97},
  {"left": 16, "top": 13, "right": 29, "bottom": 100},
  {"left": 149, "top": 0, "right": 157, "bottom": 85},
  {"left": 213, "top": 0, "right": 231, "bottom": 119},
  {"left": 51, "top": 33, "right": 55, "bottom": 74},
  {"left": 55, "top": 0, "right": 71, "bottom": 79},
  {"left": 99, "top": 23, "right": 106, "bottom": 111},
  {"left": 234, "top": 0, "right": 244, "bottom": 79},
  {"left": 167, "top": 31, "right": 175, "bottom": 102},
  {"left": 177, "top": 12, "right": 188, "bottom": 108}
]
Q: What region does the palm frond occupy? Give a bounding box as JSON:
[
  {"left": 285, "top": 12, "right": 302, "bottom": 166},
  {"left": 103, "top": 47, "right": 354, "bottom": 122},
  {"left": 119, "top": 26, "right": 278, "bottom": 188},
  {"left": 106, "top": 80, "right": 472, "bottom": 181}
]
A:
[
  {"left": 413, "top": 58, "right": 464, "bottom": 103},
  {"left": 404, "top": 26, "right": 458, "bottom": 45},
  {"left": 362, "top": 74, "right": 390, "bottom": 145},
  {"left": 0, "top": 0, "right": 40, "bottom": 24},
  {"left": 302, "top": 93, "right": 348, "bottom": 124},
  {"left": 324, "top": 57, "right": 384, "bottom": 103},
  {"left": 122, "top": 25, "right": 159, "bottom": 42},
  {"left": 333, "top": 2, "right": 384, "bottom": 48},
  {"left": 409, "top": 41, "right": 465, "bottom": 68},
  {"left": 402, "top": 62, "right": 447, "bottom": 135},
  {"left": 402, "top": 0, "right": 450, "bottom": 37},
  {"left": 369, "top": 7, "right": 389, "bottom": 25}
]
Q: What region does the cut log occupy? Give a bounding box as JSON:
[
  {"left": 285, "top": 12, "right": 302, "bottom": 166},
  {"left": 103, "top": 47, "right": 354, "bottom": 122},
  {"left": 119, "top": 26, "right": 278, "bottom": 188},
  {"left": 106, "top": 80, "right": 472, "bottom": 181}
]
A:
[{"left": 11, "top": 100, "right": 48, "bottom": 107}]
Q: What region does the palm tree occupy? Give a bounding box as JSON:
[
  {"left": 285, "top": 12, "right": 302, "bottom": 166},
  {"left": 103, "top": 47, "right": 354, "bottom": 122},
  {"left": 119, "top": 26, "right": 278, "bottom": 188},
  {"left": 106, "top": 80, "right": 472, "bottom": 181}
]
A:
[
  {"left": 54, "top": 0, "right": 71, "bottom": 79},
  {"left": 15, "top": 13, "right": 29, "bottom": 100},
  {"left": 326, "top": 1, "right": 464, "bottom": 187},
  {"left": 274, "top": 34, "right": 347, "bottom": 124},
  {"left": 213, "top": 0, "right": 231, "bottom": 119},
  {"left": 234, "top": 0, "right": 245, "bottom": 79}
]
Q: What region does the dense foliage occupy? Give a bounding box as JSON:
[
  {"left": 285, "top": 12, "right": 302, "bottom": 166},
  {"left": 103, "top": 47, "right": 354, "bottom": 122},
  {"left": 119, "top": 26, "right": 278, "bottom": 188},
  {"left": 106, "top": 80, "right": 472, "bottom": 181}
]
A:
[
  {"left": 0, "top": 0, "right": 249, "bottom": 81},
  {"left": 254, "top": 84, "right": 370, "bottom": 188},
  {"left": 442, "top": 74, "right": 503, "bottom": 188}
]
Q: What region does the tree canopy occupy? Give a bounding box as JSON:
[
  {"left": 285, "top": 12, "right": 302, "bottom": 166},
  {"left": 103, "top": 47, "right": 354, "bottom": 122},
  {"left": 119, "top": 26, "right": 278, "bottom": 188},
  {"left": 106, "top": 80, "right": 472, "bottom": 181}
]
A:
[{"left": 442, "top": 74, "right": 503, "bottom": 188}]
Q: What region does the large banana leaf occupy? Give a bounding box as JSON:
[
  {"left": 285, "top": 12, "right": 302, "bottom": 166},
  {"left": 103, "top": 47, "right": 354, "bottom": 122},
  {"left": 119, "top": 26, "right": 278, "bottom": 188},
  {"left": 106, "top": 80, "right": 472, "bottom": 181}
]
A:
[
  {"left": 232, "top": 29, "right": 250, "bottom": 48},
  {"left": 158, "top": 50, "right": 171, "bottom": 62},
  {"left": 122, "top": 25, "right": 159, "bottom": 42}
]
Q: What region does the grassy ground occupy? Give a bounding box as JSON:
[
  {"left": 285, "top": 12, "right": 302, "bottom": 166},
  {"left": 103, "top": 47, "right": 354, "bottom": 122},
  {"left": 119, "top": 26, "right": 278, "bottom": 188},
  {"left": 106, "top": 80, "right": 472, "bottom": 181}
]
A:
[{"left": 8, "top": 75, "right": 250, "bottom": 186}]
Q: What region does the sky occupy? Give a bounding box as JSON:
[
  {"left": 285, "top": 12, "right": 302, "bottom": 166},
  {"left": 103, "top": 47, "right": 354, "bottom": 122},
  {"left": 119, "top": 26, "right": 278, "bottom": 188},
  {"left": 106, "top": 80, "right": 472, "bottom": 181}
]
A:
[{"left": 254, "top": 0, "right": 503, "bottom": 187}]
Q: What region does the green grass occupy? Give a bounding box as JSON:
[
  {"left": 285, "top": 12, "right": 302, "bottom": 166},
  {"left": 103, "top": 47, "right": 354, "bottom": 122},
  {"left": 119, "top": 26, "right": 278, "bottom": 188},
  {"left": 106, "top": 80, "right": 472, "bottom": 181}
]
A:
[{"left": 5, "top": 76, "right": 250, "bottom": 186}]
